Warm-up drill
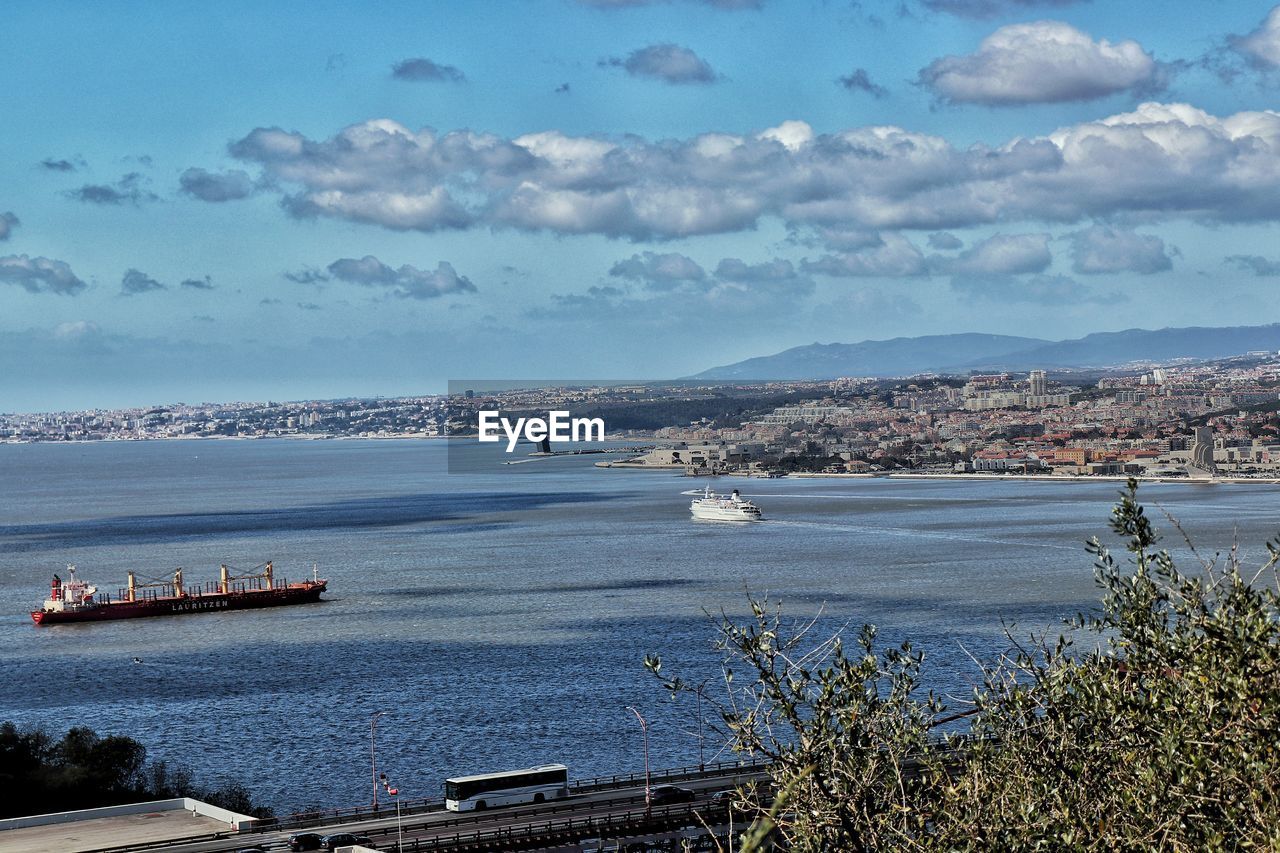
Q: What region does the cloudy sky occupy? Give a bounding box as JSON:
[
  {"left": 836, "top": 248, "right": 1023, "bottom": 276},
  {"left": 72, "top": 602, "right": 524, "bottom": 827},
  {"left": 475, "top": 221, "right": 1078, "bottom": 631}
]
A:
[{"left": 5, "top": 0, "right": 1280, "bottom": 411}]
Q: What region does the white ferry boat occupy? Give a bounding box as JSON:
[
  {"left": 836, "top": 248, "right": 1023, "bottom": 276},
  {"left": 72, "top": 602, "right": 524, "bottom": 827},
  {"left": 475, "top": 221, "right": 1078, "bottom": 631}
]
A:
[{"left": 689, "top": 487, "right": 763, "bottom": 522}]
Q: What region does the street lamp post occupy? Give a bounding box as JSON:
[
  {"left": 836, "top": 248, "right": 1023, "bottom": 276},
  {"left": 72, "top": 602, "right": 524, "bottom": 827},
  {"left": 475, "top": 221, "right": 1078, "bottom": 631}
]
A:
[
  {"left": 626, "top": 705, "right": 650, "bottom": 807},
  {"left": 694, "top": 682, "right": 707, "bottom": 772},
  {"left": 370, "top": 711, "right": 387, "bottom": 810}
]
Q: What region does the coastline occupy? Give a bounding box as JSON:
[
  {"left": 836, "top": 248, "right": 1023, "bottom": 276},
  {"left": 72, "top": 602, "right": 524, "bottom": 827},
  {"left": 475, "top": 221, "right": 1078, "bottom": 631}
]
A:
[
  {"left": 597, "top": 466, "right": 1280, "bottom": 485},
  {"left": 828, "top": 471, "right": 1280, "bottom": 485}
]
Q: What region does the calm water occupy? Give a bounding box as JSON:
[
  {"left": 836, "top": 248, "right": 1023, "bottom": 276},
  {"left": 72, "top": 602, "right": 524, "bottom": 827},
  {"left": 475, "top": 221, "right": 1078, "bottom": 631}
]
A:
[{"left": 0, "top": 439, "right": 1275, "bottom": 811}]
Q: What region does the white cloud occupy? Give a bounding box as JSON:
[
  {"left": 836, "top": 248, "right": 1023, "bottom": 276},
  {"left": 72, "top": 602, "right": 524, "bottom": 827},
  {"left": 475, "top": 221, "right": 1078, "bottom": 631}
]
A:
[
  {"left": 609, "top": 252, "right": 707, "bottom": 288},
  {"left": 325, "top": 256, "right": 477, "bottom": 300},
  {"left": 1231, "top": 6, "right": 1280, "bottom": 68},
  {"left": 802, "top": 234, "right": 929, "bottom": 277},
  {"left": 223, "top": 104, "right": 1280, "bottom": 240},
  {"left": 945, "top": 233, "right": 1051, "bottom": 275},
  {"left": 1068, "top": 226, "right": 1172, "bottom": 274},
  {"left": 601, "top": 44, "right": 718, "bottom": 84},
  {"left": 0, "top": 255, "right": 87, "bottom": 295},
  {"left": 927, "top": 232, "right": 963, "bottom": 250},
  {"left": 803, "top": 232, "right": 1049, "bottom": 278},
  {"left": 919, "top": 21, "right": 1158, "bottom": 105}
]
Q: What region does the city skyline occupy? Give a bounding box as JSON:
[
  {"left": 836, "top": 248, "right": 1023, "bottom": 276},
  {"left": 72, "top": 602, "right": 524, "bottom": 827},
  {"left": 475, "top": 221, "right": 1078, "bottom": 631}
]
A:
[{"left": 4, "top": 0, "right": 1280, "bottom": 411}]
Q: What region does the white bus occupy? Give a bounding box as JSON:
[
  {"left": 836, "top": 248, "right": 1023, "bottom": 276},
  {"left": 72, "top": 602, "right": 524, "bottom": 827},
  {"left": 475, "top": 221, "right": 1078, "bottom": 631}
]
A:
[{"left": 443, "top": 763, "right": 570, "bottom": 811}]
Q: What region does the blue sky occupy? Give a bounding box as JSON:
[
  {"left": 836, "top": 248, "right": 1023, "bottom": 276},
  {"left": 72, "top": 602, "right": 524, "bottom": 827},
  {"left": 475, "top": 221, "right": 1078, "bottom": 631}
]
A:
[{"left": 4, "top": 0, "right": 1280, "bottom": 411}]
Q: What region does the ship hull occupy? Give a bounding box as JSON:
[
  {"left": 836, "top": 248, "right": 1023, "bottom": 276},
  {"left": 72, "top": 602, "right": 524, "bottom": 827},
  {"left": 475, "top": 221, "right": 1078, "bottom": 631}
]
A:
[
  {"left": 690, "top": 505, "right": 763, "bottom": 522},
  {"left": 31, "top": 581, "right": 326, "bottom": 625}
]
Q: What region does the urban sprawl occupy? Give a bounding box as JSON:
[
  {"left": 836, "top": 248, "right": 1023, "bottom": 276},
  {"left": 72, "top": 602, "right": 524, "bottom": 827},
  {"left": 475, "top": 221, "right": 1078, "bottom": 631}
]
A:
[{"left": 6, "top": 352, "right": 1280, "bottom": 479}]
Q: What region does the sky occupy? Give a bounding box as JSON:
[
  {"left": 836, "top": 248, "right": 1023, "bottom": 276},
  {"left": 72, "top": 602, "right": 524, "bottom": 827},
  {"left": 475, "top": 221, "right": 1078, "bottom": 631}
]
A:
[{"left": 4, "top": 0, "right": 1280, "bottom": 412}]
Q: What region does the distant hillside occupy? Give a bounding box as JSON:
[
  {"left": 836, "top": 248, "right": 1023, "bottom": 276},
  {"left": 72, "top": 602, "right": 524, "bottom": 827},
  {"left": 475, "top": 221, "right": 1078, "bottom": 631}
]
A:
[
  {"left": 968, "top": 325, "right": 1280, "bottom": 369},
  {"left": 692, "top": 324, "right": 1280, "bottom": 380},
  {"left": 694, "top": 334, "right": 1050, "bottom": 380}
]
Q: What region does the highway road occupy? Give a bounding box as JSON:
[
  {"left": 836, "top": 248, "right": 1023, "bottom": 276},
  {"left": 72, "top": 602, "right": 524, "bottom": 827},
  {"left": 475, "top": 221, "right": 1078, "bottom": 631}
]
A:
[{"left": 97, "top": 768, "right": 769, "bottom": 853}]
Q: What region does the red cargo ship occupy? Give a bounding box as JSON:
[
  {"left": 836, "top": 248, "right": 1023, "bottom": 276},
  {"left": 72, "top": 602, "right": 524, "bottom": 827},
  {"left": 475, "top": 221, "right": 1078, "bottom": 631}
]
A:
[{"left": 31, "top": 562, "right": 327, "bottom": 625}]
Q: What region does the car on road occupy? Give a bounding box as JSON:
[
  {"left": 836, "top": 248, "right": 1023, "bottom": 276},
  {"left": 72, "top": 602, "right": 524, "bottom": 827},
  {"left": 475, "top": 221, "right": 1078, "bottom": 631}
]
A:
[
  {"left": 287, "top": 833, "right": 324, "bottom": 851},
  {"left": 710, "top": 789, "right": 738, "bottom": 808},
  {"left": 649, "top": 784, "right": 696, "bottom": 806},
  {"left": 320, "top": 833, "right": 376, "bottom": 850}
]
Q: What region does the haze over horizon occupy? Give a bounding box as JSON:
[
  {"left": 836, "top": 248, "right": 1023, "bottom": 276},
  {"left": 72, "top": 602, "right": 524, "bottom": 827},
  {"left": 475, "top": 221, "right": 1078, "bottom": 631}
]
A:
[{"left": 5, "top": 1, "right": 1280, "bottom": 411}]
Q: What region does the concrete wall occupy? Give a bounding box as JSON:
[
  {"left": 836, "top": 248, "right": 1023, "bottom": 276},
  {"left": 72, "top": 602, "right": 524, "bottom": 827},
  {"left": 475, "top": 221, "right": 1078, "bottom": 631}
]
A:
[{"left": 0, "top": 797, "right": 258, "bottom": 833}]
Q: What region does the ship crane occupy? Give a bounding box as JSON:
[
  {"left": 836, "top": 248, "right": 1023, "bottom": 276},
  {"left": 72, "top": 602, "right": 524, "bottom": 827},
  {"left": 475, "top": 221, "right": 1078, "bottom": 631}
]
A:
[
  {"left": 126, "top": 568, "right": 185, "bottom": 602},
  {"left": 218, "top": 561, "right": 276, "bottom": 594}
]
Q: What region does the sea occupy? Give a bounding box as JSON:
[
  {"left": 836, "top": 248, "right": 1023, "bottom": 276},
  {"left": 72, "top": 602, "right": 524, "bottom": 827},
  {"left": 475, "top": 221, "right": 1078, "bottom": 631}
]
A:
[{"left": 0, "top": 438, "right": 1275, "bottom": 812}]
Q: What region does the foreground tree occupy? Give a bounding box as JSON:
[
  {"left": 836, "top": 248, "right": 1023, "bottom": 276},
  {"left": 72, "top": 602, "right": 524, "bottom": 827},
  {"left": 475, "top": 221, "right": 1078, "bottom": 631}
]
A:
[
  {"left": 0, "top": 724, "right": 273, "bottom": 819},
  {"left": 648, "top": 480, "right": 1280, "bottom": 850}
]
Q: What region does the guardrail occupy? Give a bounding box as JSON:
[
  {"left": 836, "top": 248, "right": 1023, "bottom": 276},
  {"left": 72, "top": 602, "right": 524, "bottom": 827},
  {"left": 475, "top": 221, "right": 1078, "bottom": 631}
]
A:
[
  {"left": 571, "top": 757, "right": 770, "bottom": 793},
  {"left": 78, "top": 762, "right": 771, "bottom": 853},
  {"left": 386, "top": 801, "right": 727, "bottom": 852},
  {"left": 241, "top": 757, "right": 770, "bottom": 835}
]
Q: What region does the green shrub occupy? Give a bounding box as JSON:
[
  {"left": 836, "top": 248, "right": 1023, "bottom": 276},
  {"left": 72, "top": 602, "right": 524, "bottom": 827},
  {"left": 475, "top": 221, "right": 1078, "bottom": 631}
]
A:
[{"left": 647, "top": 480, "right": 1280, "bottom": 851}]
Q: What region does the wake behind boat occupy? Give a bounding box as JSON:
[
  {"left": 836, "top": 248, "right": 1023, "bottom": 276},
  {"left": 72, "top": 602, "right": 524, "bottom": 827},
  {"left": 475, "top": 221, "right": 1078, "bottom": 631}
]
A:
[{"left": 690, "top": 486, "right": 764, "bottom": 522}]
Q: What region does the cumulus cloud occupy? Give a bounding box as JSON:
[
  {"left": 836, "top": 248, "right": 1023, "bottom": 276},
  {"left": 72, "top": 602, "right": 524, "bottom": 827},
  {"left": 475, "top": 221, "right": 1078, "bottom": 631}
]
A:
[
  {"left": 802, "top": 234, "right": 929, "bottom": 277},
  {"left": 179, "top": 168, "right": 255, "bottom": 202},
  {"left": 837, "top": 68, "right": 888, "bottom": 98},
  {"left": 1068, "top": 225, "right": 1172, "bottom": 274},
  {"left": 919, "top": 21, "right": 1159, "bottom": 105},
  {"left": 325, "top": 255, "right": 477, "bottom": 299},
  {"left": 945, "top": 232, "right": 1051, "bottom": 275},
  {"left": 1230, "top": 6, "right": 1280, "bottom": 69},
  {"left": 919, "top": 0, "right": 1085, "bottom": 19},
  {"left": 391, "top": 57, "right": 466, "bottom": 83},
  {"left": 222, "top": 104, "right": 1280, "bottom": 241},
  {"left": 927, "top": 232, "right": 963, "bottom": 250},
  {"left": 69, "top": 173, "right": 157, "bottom": 205},
  {"left": 601, "top": 44, "right": 718, "bottom": 84},
  {"left": 0, "top": 255, "right": 87, "bottom": 295},
  {"left": 606, "top": 253, "right": 808, "bottom": 296},
  {"left": 181, "top": 276, "right": 215, "bottom": 290},
  {"left": 121, "top": 269, "right": 166, "bottom": 295},
  {"left": 951, "top": 273, "right": 1104, "bottom": 303},
  {"left": 0, "top": 212, "right": 18, "bottom": 241},
  {"left": 609, "top": 251, "right": 706, "bottom": 288},
  {"left": 1225, "top": 254, "right": 1280, "bottom": 276},
  {"left": 803, "top": 232, "right": 1048, "bottom": 277},
  {"left": 708, "top": 258, "right": 814, "bottom": 305},
  {"left": 541, "top": 254, "right": 809, "bottom": 322}
]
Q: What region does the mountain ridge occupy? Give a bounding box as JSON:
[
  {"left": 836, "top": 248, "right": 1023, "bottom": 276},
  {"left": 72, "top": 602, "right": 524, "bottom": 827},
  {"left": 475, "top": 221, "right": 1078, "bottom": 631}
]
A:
[{"left": 691, "top": 323, "right": 1280, "bottom": 380}]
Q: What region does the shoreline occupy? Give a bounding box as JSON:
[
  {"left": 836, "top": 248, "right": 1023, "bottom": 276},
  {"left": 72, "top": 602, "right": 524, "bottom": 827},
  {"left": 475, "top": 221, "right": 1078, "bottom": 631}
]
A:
[
  {"left": 597, "top": 466, "right": 1280, "bottom": 485},
  {"left": 811, "top": 471, "right": 1280, "bottom": 485}
]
